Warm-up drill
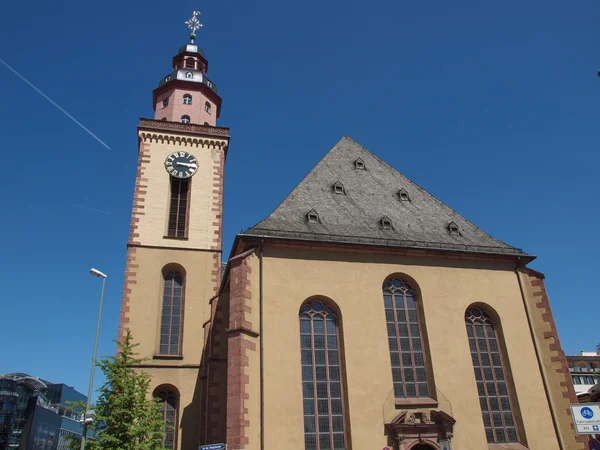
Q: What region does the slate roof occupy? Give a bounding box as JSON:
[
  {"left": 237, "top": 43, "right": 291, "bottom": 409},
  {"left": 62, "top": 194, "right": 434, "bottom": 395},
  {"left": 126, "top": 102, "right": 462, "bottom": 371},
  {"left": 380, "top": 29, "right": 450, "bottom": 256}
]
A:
[{"left": 243, "top": 136, "right": 527, "bottom": 256}]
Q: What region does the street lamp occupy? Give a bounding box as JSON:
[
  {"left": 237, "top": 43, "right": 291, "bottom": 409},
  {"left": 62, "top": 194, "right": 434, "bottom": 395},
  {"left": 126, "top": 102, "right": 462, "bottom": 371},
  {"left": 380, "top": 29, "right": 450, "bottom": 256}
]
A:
[{"left": 80, "top": 268, "right": 107, "bottom": 450}]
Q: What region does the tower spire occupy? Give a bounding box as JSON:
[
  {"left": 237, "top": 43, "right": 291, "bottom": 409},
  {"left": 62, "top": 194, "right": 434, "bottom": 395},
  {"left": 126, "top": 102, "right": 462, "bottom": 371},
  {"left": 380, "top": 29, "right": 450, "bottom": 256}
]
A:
[{"left": 185, "top": 10, "right": 203, "bottom": 44}]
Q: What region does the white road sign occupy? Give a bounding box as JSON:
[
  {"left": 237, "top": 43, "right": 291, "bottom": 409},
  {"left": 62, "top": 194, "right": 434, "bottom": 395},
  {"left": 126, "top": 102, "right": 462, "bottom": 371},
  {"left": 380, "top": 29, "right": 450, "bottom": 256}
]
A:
[{"left": 570, "top": 403, "right": 600, "bottom": 434}]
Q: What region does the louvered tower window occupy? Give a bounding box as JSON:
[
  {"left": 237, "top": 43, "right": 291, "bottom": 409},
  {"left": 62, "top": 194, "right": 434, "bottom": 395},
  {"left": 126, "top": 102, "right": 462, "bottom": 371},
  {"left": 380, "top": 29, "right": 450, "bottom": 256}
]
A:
[
  {"left": 168, "top": 178, "right": 189, "bottom": 238},
  {"left": 383, "top": 277, "right": 430, "bottom": 398},
  {"left": 300, "top": 301, "right": 348, "bottom": 450},
  {"left": 154, "top": 387, "right": 178, "bottom": 449},
  {"left": 159, "top": 270, "right": 184, "bottom": 355},
  {"left": 465, "top": 307, "right": 518, "bottom": 444}
]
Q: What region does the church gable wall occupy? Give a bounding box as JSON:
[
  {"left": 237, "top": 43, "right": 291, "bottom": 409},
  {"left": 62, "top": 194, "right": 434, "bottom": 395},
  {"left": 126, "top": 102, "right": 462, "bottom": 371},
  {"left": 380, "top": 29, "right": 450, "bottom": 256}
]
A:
[{"left": 256, "top": 246, "right": 563, "bottom": 450}]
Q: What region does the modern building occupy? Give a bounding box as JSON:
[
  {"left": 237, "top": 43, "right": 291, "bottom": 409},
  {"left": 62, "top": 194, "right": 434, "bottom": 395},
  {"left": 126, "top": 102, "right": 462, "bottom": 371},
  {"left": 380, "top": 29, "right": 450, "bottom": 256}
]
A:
[
  {"left": 0, "top": 374, "right": 88, "bottom": 450},
  {"left": 566, "top": 346, "right": 600, "bottom": 398},
  {"left": 117, "top": 12, "right": 586, "bottom": 450}
]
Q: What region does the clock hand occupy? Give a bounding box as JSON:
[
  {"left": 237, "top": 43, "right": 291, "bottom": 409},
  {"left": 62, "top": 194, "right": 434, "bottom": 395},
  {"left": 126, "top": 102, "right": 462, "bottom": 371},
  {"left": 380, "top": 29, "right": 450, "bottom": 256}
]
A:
[{"left": 177, "top": 162, "right": 198, "bottom": 169}]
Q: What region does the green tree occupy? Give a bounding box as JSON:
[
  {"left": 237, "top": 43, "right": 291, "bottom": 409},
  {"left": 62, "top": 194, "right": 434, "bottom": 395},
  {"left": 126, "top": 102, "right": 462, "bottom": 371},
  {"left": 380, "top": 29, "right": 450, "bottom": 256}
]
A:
[{"left": 66, "top": 331, "right": 166, "bottom": 450}]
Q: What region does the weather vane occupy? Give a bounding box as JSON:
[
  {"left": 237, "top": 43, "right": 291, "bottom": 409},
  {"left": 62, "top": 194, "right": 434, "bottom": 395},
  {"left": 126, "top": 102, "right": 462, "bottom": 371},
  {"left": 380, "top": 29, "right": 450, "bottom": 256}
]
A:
[{"left": 185, "top": 11, "right": 203, "bottom": 43}]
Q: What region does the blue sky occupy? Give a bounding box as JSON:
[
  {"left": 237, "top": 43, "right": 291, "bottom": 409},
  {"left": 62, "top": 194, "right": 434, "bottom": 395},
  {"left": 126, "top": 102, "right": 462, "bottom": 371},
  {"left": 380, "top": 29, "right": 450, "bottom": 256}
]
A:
[{"left": 0, "top": 0, "right": 598, "bottom": 396}]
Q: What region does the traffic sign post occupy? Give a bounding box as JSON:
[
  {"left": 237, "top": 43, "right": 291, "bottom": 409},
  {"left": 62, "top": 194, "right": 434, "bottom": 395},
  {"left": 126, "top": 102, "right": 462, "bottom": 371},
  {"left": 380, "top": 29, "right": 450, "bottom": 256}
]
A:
[
  {"left": 199, "top": 444, "right": 227, "bottom": 450},
  {"left": 438, "top": 438, "right": 451, "bottom": 450},
  {"left": 570, "top": 403, "right": 600, "bottom": 434},
  {"left": 589, "top": 438, "right": 600, "bottom": 450}
]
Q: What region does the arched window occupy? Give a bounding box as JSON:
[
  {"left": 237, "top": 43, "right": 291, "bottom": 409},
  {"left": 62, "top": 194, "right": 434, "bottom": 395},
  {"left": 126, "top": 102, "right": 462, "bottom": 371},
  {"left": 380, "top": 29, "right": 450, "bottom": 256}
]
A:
[
  {"left": 300, "top": 300, "right": 348, "bottom": 450},
  {"left": 181, "top": 115, "right": 190, "bottom": 124},
  {"left": 465, "top": 307, "right": 518, "bottom": 444},
  {"left": 205, "top": 101, "right": 211, "bottom": 114},
  {"left": 185, "top": 58, "right": 195, "bottom": 69},
  {"left": 182, "top": 94, "right": 192, "bottom": 105},
  {"left": 383, "top": 277, "right": 431, "bottom": 399},
  {"left": 154, "top": 387, "right": 178, "bottom": 449},
  {"left": 159, "top": 270, "right": 184, "bottom": 355}
]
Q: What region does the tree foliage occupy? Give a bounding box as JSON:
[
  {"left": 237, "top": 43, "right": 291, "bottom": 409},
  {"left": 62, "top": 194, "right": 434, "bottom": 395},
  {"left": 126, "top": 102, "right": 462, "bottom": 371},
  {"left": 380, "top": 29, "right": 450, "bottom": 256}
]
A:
[{"left": 65, "top": 331, "right": 166, "bottom": 450}]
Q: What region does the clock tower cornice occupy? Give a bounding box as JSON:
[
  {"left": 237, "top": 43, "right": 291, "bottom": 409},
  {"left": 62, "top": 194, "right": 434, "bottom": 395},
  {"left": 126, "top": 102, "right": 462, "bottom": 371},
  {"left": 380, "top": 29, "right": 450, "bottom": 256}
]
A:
[{"left": 138, "top": 118, "right": 230, "bottom": 152}]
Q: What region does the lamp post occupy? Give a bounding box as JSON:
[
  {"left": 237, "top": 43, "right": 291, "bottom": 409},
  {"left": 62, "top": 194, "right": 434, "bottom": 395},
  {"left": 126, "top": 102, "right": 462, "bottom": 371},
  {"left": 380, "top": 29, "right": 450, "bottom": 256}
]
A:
[{"left": 80, "top": 268, "right": 107, "bottom": 450}]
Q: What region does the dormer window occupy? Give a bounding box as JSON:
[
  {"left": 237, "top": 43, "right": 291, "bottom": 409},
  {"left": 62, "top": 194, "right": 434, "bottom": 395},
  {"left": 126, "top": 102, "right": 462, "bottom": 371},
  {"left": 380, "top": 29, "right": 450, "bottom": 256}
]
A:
[
  {"left": 398, "top": 188, "right": 410, "bottom": 202},
  {"left": 448, "top": 221, "right": 460, "bottom": 236},
  {"left": 162, "top": 98, "right": 169, "bottom": 108},
  {"left": 205, "top": 102, "right": 212, "bottom": 114},
  {"left": 307, "top": 209, "right": 320, "bottom": 224},
  {"left": 354, "top": 158, "right": 365, "bottom": 170},
  {"left": 181, "top": 115, "right": 191, "bottom": 124},
  {"left": 333, "top": 181, "right": 345, "bottom": 194},
  {"left": 183, "top": 94, "right": 192, "bottom": 105},
  {"left": 186, "top": 72, "right": 193, "bottom": 79},
  {"left": 380, "top": 216, "right": 393, "bottom": 230},
  {"left": 185, "top": 58, "right": 195, "bottom": 69}
]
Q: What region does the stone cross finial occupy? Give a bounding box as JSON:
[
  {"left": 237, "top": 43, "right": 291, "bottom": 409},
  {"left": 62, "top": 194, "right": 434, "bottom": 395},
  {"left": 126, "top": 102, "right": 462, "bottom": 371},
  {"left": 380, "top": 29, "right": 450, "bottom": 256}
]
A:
[{"left": 185, "top": 11, "right": 203, "bottom": 43}]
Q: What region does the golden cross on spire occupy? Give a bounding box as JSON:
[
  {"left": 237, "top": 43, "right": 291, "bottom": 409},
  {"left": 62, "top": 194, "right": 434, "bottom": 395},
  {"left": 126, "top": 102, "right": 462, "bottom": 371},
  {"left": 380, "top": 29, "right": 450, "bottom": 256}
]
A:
[{"left": 185, "top": 11, "right": 203, "bottom": 43}]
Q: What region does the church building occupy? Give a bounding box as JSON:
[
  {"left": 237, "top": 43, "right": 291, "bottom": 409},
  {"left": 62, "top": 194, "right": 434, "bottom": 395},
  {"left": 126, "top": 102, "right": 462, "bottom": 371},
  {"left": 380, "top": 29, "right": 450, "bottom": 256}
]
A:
[{"left": 118, "top": 13, "right": 586, "bottom": 450}]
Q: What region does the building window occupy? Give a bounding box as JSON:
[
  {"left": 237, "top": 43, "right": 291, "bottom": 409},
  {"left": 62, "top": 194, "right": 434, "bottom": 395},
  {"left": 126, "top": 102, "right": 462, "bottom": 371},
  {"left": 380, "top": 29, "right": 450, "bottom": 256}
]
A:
[
  {"left": 307, "top": 209, "right": 320, "bottom": 224},
  {"left": 398, "top": 188, "right": 410, "bottom": 202},
  {"left": 300, "top": 300, "right": 348, "bottom": 450},
  {"left": 465, "top": 307, "right": 519, "bottom": 444},
  {"left": 448, "top": 221, "right": 460, "bottom": 236},
  {"left": 162, "top": 98, "right": 169, "bottom": 108},
  {"left": 183, "top": 94, "right": 192, "bottom": 105},
  {"left": 205, "top": 102, "right": 211, "bottom": 114},
  {"left": 167, "top": 178, "right": 189, "bottom": 238},
  {"left": 383, "top": 277, "right": 431, "bottom": 399},
  {"left": 159, "top": 269, "right": 184, "bottom": 355},
  {"left": 354, "top": 158, "right": 365, "bottom": 170},
  {"left": 154, "top": 387, "right": 178, "bottom": 449},
  {"left": 380, "top": 216, "right": 393, "bottom": 230},
  {"left": 185, "top": 58, "right": 195, "bottom": 69},
  {"left": 186, "top": 71, "right": 193, "bottom": 79},
  {"left": 333, "top": 181, "right": 345, "bottom": 195},
  {"left": 181, "top": 115, "right": 191, "bottom": 124}
]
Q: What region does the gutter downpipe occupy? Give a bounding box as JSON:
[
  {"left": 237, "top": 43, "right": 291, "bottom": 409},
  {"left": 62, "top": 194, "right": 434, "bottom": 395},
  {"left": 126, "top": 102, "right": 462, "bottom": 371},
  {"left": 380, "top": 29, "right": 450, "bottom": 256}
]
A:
[
  {"left": 259, "top": 239, "right": 265, "bottom": 450},
  {"left": 515, "top": 257, "right": 565, "bottom": 450}
]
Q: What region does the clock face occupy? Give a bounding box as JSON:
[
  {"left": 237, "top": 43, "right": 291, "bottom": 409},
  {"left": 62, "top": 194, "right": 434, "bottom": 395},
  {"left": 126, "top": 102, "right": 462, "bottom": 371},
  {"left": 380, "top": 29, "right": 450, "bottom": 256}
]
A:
[{"left": 164, "top": 151, "right": 198, "bottom": 179}]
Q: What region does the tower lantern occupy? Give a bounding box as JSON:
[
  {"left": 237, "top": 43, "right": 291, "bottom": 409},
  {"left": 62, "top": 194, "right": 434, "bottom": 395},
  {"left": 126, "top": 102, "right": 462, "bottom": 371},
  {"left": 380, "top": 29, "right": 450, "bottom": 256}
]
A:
[{"left": 152, "top": 10, "right": 222, "bottom": 125}]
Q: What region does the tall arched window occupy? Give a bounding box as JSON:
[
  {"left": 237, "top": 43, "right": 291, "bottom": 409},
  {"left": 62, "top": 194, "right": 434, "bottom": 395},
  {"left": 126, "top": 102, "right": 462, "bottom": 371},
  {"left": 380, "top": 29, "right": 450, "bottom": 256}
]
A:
[
  {"left": 185, "top": 58, "right": 195, "bottom": 69},
  {"left": 300, "top": 300, "right": 348, "bottom": 450},
  {"left": 205, "top": 101, "right": 211, "bottom": 113},
  {"left": 182, "top": 94, "right": 192, "bottom": 105},
  {"left": 154, "top": 387, "right": 178, "bottom": 449},
  {"left": 159, "top": 270, "right": 184, "bottom": 355},
  {"left": 383, "top": 277, "right": 430, "bottom": 399},
  {"left": 181, "top": 115, "right": 190, "bottom": 124},
  {"left": 465, "top": 307, "right": 518, "bottom": 444}
]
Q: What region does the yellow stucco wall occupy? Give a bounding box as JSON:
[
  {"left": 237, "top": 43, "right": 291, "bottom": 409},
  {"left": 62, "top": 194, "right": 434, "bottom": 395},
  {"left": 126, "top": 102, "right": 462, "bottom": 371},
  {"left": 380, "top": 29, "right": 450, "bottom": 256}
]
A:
[
  {"left": 136, "top": 130, "right": 227, "bottom": 249},
  {"left": 126, "top": 247, "right": 215, "bottom": 362},
  {"left": 120, "top": 127, "right": 228, "bottom": 450},
  {"left": 254, "top": 247, "right": 560, "bottom": 450}
]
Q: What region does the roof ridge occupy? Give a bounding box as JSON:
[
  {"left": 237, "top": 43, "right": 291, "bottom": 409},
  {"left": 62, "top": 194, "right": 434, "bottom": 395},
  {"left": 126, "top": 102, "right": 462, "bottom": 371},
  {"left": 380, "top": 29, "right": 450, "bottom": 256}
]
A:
[
  {"left": 243, "top": 135, "right": 526, "bottom": 256},
  {"left": 244, "top": 136, "right": 350, "bottom": 231},
  {"left": 346, "top": 139, "right": 521, "bottom": 251}
]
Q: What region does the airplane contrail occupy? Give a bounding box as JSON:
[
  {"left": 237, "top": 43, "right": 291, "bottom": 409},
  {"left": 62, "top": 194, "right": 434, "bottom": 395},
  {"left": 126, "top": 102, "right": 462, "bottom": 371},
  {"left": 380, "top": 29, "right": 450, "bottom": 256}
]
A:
[{"left": 0, "top": 57, "right": 111, "bottom": 150}]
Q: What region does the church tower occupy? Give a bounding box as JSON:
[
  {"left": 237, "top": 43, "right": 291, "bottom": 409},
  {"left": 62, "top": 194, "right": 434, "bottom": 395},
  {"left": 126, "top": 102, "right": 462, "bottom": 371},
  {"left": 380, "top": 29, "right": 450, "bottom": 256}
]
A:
[{"left": 118, "top": 11, "right": 229, "bottom": 450}]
